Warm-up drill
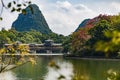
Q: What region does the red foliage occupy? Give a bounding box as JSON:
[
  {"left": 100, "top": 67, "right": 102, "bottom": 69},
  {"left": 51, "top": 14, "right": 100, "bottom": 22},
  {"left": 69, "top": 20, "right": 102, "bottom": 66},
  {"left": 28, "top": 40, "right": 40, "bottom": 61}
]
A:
[
  {"left": 72, "top": 14, "right": 112, "bottom": 44},
  {"left": 84, "top": 14, "right": 111, "bottom": 29}
]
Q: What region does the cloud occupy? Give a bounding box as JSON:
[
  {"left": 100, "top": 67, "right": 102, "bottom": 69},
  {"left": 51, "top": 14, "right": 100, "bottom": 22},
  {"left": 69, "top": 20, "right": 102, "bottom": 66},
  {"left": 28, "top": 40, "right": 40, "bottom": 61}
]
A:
[
  {"left": 75, "top": 4, "right": 88, "bottom": 10},
  {"left": 43, "top": 1, "right": 96, "bottom": 35},
  {"left": 91, "top": 1, "right": 120, "bottom": 15},
  {"left": 27, "top": 0, "right": 96, "bottom": 35},
  {"left": 0, "top": 0, "right": 104, "bottom": 35},
  {"left": 56, "top": 1, "right": 93, "bottom": 13},
  {"left": 1, "top": 0, "right": 120, "bottom": 35},
  {"left": 111, "top": 2, "right": 120, "bottom": 12},
  {"left": 0, "top": 8, "right": 18, "bottom": 30},
  {"left": 56, "top": 1, "right": 72, "bottom": 12}
]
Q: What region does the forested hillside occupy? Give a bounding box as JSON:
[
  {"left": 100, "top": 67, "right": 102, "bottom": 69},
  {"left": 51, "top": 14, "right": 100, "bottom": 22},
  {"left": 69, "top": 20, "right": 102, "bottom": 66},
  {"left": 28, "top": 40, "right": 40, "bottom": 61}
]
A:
[
  {"left": 12, "top": 4, "right": 52, "bottom": 34},
  {"left": 68, "top": 14, "right": 120, "bottom": 58}
]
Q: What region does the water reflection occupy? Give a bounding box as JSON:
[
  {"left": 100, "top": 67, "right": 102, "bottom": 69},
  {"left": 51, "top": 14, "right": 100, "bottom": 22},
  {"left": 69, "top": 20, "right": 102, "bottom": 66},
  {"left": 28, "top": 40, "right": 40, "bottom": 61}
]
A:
[
  {"left": 44, "top": 61, "right": 74, "bottom": 80},
  {"left": 0, "top": 71, "right": 17, "bottom": 80},
  {"left": 71, "top": 59, "right": 120, "bottom": 80},
  {"left": 13, "top": 56, "right": 120, "bottom": 80}
]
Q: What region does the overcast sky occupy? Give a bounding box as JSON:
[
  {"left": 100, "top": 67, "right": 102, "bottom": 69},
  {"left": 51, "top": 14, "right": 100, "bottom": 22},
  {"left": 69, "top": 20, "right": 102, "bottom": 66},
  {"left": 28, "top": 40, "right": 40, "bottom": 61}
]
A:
[{"left": 0, "top": 0, "right": 120, "bottom": 35}]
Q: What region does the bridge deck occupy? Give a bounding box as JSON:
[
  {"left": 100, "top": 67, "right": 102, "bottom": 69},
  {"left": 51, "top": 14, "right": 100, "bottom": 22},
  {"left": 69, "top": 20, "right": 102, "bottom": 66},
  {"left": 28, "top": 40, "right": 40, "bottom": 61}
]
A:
[{"left": 3, "top": 53, "right": 64, "bottom": 56}]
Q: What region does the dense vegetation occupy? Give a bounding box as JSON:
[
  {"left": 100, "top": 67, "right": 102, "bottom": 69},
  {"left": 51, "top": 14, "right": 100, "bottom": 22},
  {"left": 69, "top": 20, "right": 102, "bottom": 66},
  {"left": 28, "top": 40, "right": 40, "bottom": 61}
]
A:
[
  {"left": 12, "top": 4, "right": 52, "bottom": 34},
  {"left": 0, "top": 28, "right": 67, "bottom": 48},
  {"left": 69, "top": 14, "right": 120, "bottom": 58},
  {"left": 0, "top": 1, "right": 120, "bottom": 79},
  {"left": 1, "top": 13, "right": 120, "bottom": 58}
]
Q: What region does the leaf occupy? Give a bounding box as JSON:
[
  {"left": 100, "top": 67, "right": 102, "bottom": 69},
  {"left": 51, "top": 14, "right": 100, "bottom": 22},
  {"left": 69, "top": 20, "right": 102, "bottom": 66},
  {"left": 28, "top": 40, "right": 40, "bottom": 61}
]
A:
[
  {"left": 23, "top": 4, "right": 26, "bottom": 6},
  {"left": 28, "top": 1, "right": 31, "bottom": 4},
  {"left": 17, "top": 4, "right": 21, "bottom": 7},
  {"left": 49, "top": 60, "right": 56, "bottom": 67},
  {"left": 16, "top": 8, "right": 21, "bottom": 12},
  {"left": 16, "top": 62, "right": 22, "bottom": 65},
  {"left": 29, "top": 58, "right": 36, "bottom": 65},
  {"left": 29, "top": 6, "right": 34, "bottom": 14},
  {"left": 22, "top": 9, "right": 26, "bottom": 15},
  {"left": 13, "top": 1, "right": 16, "bottom": 4},
  {"left": 49, "top": 60, "right": 60, "bottom": 69},
  {"left": 58, "top": 75, "right": 65, "bottom": 80},
  {"left": 8, "top": 2, "right": 12, "bottom": 8},
  {"left": 11, "top": 7, "right": 16, "bottom": 12},
  {"left": 0, "top": 17, "right": 3, "bottom": 21},
  {"left": 0, "top": 48, "right": 5, "bottom": 54}
]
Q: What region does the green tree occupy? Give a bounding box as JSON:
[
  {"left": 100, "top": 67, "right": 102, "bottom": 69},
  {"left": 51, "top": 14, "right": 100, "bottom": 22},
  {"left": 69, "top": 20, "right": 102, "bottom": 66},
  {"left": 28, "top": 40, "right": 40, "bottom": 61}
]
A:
[
  {"left": 62, "top": 35, "right": 72, "bottom": 53},
  {"left": 88, "top": 20, "right": 111, "bottom": 46},
  {"left": 0, "top": 34, "right": 11, "bottom": 48},
  {"left": 111, "top": 14, "right": 120, "bottom": 30},
  {"left": 95, "top": 30, "right": 120, "bottom": 57}
]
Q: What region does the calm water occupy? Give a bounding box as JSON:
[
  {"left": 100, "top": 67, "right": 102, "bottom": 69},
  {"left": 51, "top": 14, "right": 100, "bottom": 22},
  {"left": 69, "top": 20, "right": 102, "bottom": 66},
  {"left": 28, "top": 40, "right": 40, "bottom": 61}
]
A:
[{"left": 1, "top": 56, "right": 120, "bottom": 80}]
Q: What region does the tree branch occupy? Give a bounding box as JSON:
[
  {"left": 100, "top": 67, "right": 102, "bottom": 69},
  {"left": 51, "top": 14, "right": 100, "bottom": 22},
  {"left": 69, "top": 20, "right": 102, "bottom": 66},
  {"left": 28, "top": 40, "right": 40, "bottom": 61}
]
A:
[
  {"left": 0, "top": 0, "right": 8, "bottom": 17},
  {"left": 1, "top": 61, "right": 30, "bottom": 73}
]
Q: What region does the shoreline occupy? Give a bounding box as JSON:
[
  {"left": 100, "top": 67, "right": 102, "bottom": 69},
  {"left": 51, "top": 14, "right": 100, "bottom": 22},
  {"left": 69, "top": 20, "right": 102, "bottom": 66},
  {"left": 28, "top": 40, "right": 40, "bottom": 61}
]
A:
[{"left": 64, "top": 55, "right": 120, "bottom": 61}]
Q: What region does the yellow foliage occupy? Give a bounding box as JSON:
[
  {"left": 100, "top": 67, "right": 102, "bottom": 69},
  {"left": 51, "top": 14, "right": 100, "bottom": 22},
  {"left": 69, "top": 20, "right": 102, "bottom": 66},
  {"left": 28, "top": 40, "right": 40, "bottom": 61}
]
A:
[
  {"left": 49, "top": 60, "right": 56, "bottom": 67},
  {"left": 95, "top": 30, "right": 120, "bottom": 57},
  {"left": 104, "top": 47, "right": 109, "bottom": 52},
  {"left": 111, "top": 31, "right": 120, "bottom": 44},
  {"left": 0, "top": 48, "right": 6, "bottom": 54},
  {"left": 0, "top": 42, "right": 36, "bottom": 73},
  {"left": 29, "top": 57, "right": 36, "bottom": 65},
  {"left": 16, "top": 62, "right": 22, "bottom": 65}
]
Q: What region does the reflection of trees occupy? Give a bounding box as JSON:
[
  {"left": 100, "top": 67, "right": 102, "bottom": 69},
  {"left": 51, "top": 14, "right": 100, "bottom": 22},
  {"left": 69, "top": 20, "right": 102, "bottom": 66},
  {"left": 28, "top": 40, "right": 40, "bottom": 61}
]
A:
[
  {"left": 72, "top": 60, "right": 89, "bottom": 80},
  {"left": 107, "top": 69, "right": 120, "bottom": 80},
  {"left": 0, "top": 71, "right": 17, "bottom": 80},
  {"left": 44, "top": 60, "right": 74, "bottom": 80},
  {"left": 71, "top": 59, "right": 120, "bottom": 80},
  {"left": 13, "top": 57, "right": 50, "bottom": 80}
]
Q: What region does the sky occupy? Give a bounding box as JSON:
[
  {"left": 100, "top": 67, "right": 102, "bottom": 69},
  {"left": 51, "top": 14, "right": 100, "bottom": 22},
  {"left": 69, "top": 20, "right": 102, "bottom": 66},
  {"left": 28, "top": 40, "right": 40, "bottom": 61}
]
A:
[{"left": 0, "top": 0, "right": 120, "bottom": 35}]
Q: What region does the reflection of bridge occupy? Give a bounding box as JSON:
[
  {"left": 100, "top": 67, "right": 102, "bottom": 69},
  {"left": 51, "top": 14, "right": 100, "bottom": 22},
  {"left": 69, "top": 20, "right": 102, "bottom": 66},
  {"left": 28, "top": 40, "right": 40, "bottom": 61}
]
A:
[{"left": 5, "top": 40, "right": 63, "bottom": 53}]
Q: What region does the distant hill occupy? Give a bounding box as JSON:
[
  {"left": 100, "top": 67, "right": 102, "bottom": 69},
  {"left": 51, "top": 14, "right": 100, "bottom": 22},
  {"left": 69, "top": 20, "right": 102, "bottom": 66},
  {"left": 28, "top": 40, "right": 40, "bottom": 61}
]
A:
[
  {"left": 75, "top": 14, "right": 111, "bottom": 32},
  {"left": 75, "top": 19, "right": 90, "bottom": 32},
  {"left": 12, "top": 4, "right": 52, "bottom": 34}
]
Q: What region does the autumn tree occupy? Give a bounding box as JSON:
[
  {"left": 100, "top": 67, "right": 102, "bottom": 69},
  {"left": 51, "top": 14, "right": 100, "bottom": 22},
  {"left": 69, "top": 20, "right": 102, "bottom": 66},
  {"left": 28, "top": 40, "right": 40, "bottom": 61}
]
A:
[
  {"left": 0, "top": 42, "right": 36, "bottom": 73},
  {"left": 87, "top": 20, "right": 111, "bottom": 48},
  {"left": 94, "top": 14, "right": 120, "bottom": 57},
  {"left": 71, "top": 28, "right": 90, "bottom": 55}
]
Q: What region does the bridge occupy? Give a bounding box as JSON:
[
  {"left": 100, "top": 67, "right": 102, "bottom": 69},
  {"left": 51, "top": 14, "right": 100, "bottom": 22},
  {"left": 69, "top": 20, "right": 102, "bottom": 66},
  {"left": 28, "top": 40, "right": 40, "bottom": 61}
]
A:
[
  {"left": 4, "top": 53, "right": 63, "bottom": 56},
  {"left": 4, "top": 40, "right": 63, "bottom": 54}
]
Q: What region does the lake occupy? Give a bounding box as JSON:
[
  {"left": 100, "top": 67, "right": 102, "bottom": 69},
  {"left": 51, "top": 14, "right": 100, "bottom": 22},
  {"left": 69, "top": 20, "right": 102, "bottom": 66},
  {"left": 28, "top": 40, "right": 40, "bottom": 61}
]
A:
[{"left": 1, "top": 56, "right": 120, "bottom": 80}]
